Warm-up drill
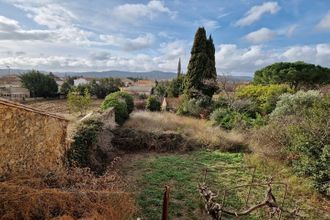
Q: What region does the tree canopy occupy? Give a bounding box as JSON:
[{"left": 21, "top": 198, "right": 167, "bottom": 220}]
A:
[
  {"left": 19, "top": 70, "right": 58, "bottom": 97},
  {"left": 184, "top": 27, "right": 217, "bottom": 98},
  {"left": 89, "top": 78, "right": 122, "bottom": 99},
  {"left": 253, "top": 61, "right": 330, "bottom": 90}
]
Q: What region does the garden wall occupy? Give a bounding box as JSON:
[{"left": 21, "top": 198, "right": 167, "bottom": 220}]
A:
[{"left": 0, "top": 98, "right": 69, "bottom": 175}]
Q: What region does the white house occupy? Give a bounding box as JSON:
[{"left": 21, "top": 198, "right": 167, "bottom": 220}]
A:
[{"left": 73, "top": 78, "right": 88, "bottom": 86}]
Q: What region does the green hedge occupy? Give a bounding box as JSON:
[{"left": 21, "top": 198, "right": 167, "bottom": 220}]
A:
[
  {"left": 101, "top": 91, "right": 133, "bottom": 125},
  {"left": 146, "top": 96, "right": 161, "bottom": 111}
]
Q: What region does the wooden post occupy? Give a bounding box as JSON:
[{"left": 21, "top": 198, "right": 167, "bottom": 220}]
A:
[{"left": 162, "top": 185, "right": 170, "bottom": 220}]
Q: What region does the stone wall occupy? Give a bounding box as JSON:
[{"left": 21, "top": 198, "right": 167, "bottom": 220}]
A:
[{"left": 0, "top": 98, "right": 68, "bottom": 175}]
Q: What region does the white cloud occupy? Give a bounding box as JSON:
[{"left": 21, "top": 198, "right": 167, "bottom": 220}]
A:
[
  {"left": 316, "top": 11, "right": 330, "bottom": 31},
  {"left": 285, "top": 24, "right": 298, "bottom": 37},
  {"left": 159, "top": 40, "right": 186, "bottom": 59},
  {"left": 197, "top": 19, "right": 220, "bottom": 32},
  {"left": 0, "top": 15, "right": 20, "bottom": 31},
  {"left": 244, "top": 28, "right": 276, "bottom": 44},
  {"left": 9, "top": 1, "right": 93, "bottom": 45},
  {"left": 1, "top": 43, "right": 329, "bottom": 74},
  {"left": 100, "top": 33, "right": 155, "bottom": 51},
  {"left": 18, "top": 4, "right": 77, "bottom": 29},
  {"left": 215, "top": 43, "right": 330, "bottom": 75},
  {"left": 236, "top": 1, "right": 280, "bottom": 26},
  {"left": 112, "top": 0, "right": 176, "bottom": 24},
  {"left": 0, "top": 15, "right": 53, "bottom": 41}
]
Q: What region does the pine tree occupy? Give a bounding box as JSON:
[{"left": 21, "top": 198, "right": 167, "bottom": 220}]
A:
[
  {"left": 177, "top": 58, "right": 181, "bottom": 77},
  {"left": 184, "top": 27, "right": 217, "bottom": 98}
]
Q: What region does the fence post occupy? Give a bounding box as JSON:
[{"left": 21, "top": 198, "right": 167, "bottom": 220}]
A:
[{"left": 162, "top": 185, "right": 170, "bottom": 220}]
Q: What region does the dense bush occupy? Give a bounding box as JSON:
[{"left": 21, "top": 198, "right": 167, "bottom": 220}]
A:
[
  {"left": 253, "top": 94, "right": 330, "bottom": 195},
  {"left": 89, "top": 78, "right": 122, "bottom": 99},
  {"left": 236, "top": 84, "right": 292, "bottom": 114},
  {"left": 67, "top": 88, "right": 91, "bottom": 115},
  {"left": 67, "top": 119, "right": 104, "bottom": 172},
  {"left": 287, "top": 95, "right": 330, "bottom": 195},
  {"left": 101, "top": 92, "right": 132, "bottom": 125},
  {"left": 153, "top": 81, "right": 169, "bottom": 97},
  {"left": 210, "top": 108, "right": 237, "bottom": 129},
  {"left": 211, "top": 107, "right": 265, "bottom": 130},
  {"left": 19, "top": 70, "right": 58, "bottom": 97},
  {"left": 270, "top": 90, "right": 320, "bottom": 118},
  {"left": 146, "top": 96, "right": 161, "bottom": 111},
  {"left": 110, "top": 91, "right": 134, "bottom": 113},
  {"left": 176, "top": 95, "right": 202, "bottom": 117},
  {"left": 166, "top": 75, "right": 185, "bottom": 97}
]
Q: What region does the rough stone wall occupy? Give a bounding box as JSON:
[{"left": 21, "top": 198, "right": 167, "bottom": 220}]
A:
[{"left": 0, "top": 99, "right": 68, "bottom": 175}]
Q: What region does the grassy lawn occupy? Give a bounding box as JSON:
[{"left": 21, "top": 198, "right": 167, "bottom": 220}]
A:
[
  {"left": 120, "top": 150, "right": 328, "bottom": 220},
  {"left": 121, "top": 151, "right": 271, "bottom": 219},
  {"left": 119, "top": 112, "right": 329, "bottom": 219}
]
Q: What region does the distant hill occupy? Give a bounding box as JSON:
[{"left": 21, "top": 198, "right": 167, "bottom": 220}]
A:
[
  {"left": 0, "top": 69, "right": 176, "bottom": 80},
  {"left": 218, "top": 75, "right": 253, "bottom": 82},
  {"left": 57, "top": 70, "right": 177, "bottom": 80},
  {"left": 0, "top": 69, "right": 253, "bottom": 81},
  {"left": 0, "top": 69, "right": 27, "bottom": 75}
]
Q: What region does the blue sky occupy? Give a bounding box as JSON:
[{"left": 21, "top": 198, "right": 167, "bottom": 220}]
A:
[{"left": 0, "top": 0, "right": 329, "bottom": 75}]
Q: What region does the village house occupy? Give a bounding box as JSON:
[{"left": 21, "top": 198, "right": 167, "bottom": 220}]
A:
[
  {"left": 73, "top": 77, "right": 89, "bottom": 86},
  {"left": 120, "top": 79, "right": 155, "bottom": 96},
  {"left": 0, "top": 75, "right": 30, "bottom": 100}
]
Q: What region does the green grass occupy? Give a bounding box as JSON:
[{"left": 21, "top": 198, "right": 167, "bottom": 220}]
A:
[
  {"left": 122, "top": 150, "right": 328, "bottom": 219},
  {"left": 127, "top": 151, "right": 267, "bottom": 219}
]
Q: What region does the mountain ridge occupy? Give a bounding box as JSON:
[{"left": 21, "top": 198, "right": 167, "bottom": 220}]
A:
[{"left": 0, "top": 69, "right": 252, "bottom": 81}]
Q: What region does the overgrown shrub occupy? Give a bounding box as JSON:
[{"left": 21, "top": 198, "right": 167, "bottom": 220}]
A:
[
  {"left": 210, "top": 108, "right": 237, "bottom": 129},
  {"left": 210, "top": 107, "right": 265, "bottom": 130},
  {"left": 67, "top": 88, "right": 91, "bottom": 115},
  {"left": 236, "top": 84, "right": 292, "bottom": 114},
  {"left": 110, "top": 91, "right": 134, "bottom": 113},
  {"left": 177, "top": 94, "right": 212, "bottom": 117},
  {"left": 101, "top": 91, "right": 133, "bottom": 125},
  {"left": 66, "top": 119, "right": 105, "bottom": 173},
  {"left": 177, "top": 97, "right": 202, "bottom": 117},
  {"left": 287, "top": 95, "right": 330, "bottom": 195},
  {"left": 146, "top": 96, "right": 161, "bottom": 111},
  {"left": 252, "top": 94, "right": 330, "bottom": 195},
  {"left": 270, "top": 90, "right": 321, "bottom": 118}
]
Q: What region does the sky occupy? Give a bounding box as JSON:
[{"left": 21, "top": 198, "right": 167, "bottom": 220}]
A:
[{"left": 0, "top": 0, "right": 329, "bottom": 75}]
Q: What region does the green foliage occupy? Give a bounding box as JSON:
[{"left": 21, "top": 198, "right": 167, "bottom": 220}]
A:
[
  {"left": 146, "top": 96, "right": 161, "bottom": 112},
  {"left": 153, "top": 81, "right": 169, "bottom": 97},
  {"left": 112, "top": 91, "right": 134, "bottom": 113},
  {"left": 19, "top": 70, "right": 58, "bottom": 97},
  {"left": 254, "top": 94, "right": 330, "bottom": 195},
  {"left": 101, "top": 91, "right": 132, "bottom": 125},
  {"left": 253, "top": 61, "right": 330, "bottom": 90},
  {"left": 67, "top": 88, "right": 91, "bottom": 115},
  {"left": 166, "top": 75, "right": 185, "bottom": 97},
  {"left": 236, "top": 84, "right": 292, "bottom": 114},
  {"left": 210, "top": 108, "right": 237, "bottom": 129},
  {"left": 177, "top": 97, "right": 202, "bottom": 117},
  {"left": 60, "top": 81, "right": 72, "bottom": 96},
  {"left": 184, "top": 27, "right": 217, "bottom": 98},
  {"left": 287, "top": 95, "right": 330, "bottom": 195},
  {"left": 210, "top": 107, "right": 265, "bottom": 130},
  {"left": 89, "top": 78, "right": 121, "bottom": 99},
  {"left": 66, "top": 119, "right": 103, "bottom": 172},
  {"left": 270, "top": 90, "right": 321, "bottom": 118}
]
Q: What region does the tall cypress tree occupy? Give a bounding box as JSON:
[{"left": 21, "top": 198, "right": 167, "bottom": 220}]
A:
[
  {"left": 205, "top": 35, "right": 217, "bottom": 79},
  {"left": 177, "top": 57, "right": 181, "bottom": 77},
  {"left": 184, "top": 27, "right": 217, "bottom": 98}
]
